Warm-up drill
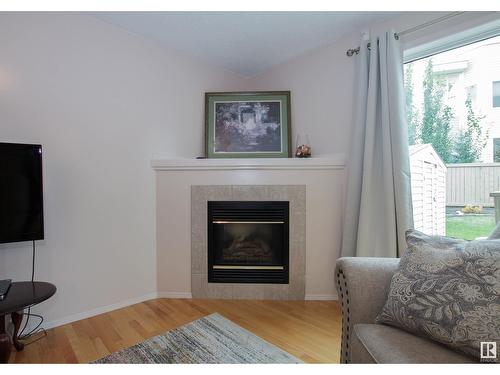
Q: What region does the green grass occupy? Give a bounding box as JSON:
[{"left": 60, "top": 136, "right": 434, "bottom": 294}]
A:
[{"left": 446, "top": 215, "right": 496, "bottom": 240}]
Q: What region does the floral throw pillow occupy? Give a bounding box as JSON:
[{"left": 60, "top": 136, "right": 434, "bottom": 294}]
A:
[{"left": 376, "top": 229, "right": 500, "bottom": 359}]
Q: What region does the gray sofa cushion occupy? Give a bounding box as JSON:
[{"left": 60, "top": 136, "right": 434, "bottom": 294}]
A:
[
  {"left": 488, "top": 222, "right": 500, "bottom": 240},
  {"left": 350, "top": 325, "right": 376, "bottom": 364},
  {"left": 353, "top": 324, "right": 474, "bottom": 363},
  {"left": 376, "top": 229, "right": 500, "bottom": 359}
]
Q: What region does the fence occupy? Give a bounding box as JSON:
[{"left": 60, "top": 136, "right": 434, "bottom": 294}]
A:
[{"left": 446, "top": 163, "right": 500, "bottom": 207}]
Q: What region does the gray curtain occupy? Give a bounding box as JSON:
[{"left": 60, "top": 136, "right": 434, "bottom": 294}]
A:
[{"left": 341, "top": 31, "right": 413, "bottom": 258}]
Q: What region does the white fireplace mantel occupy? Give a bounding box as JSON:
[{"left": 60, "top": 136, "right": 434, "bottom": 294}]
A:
[{"left": 151, "top": 154, "right": 345, "bottom": 171}]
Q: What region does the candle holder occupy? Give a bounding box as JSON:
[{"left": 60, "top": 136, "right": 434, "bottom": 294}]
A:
[{"left": 295, "top": 134, "right": 311, "bottom": 158}]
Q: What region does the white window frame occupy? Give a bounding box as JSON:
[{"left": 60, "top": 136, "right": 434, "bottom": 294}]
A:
[{"left": 403, "top": 17, "right": 500, "bottom": 64}]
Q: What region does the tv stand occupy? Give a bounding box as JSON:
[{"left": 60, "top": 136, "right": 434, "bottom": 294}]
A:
[
  {"left": 0, "top": 281, "right": 56, "bottom": 363},
  {"left": 0, "top": 279, "right": 12, "bottom": 301}
]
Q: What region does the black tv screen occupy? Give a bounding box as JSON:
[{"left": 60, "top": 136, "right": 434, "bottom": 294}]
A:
[{"left": 0, "top": 143, "right": 44, "bottom": 244}]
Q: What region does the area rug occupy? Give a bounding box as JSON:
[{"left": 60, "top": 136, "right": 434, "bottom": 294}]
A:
[{"left": 93, "top": 313, "right": 303, "bottom": 364}]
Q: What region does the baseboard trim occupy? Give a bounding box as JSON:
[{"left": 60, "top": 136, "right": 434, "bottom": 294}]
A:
[
  {"left": 41, "top": 291, "right": 333, "bottom": 329},
  {"left": 43, "top": 292, "right": 158, "bottom": 330},
  {"left": 305, "top": 294, "right": 338, "bottom": 301},
  {"left": 157, "top": 292, "right": 193, "bottom": 299}
]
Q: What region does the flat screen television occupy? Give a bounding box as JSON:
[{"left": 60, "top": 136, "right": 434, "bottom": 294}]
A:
[{"left": 0, "top": 142, "right": 44, "bottom": 244}]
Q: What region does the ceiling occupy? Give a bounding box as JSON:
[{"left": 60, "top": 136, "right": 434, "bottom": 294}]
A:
[{"left": 89, "top": 12, "right": 398, "bottom": 77}]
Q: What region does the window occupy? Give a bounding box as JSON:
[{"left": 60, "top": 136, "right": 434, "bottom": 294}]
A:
[
  {"left": 494, "top": 138, "right": 500, "bottom": 162},
  {"left": 405, "top": 35, "right": 500, "bottom": 240},
  {"left": 493, "top": 81, "right": 500, "bottom": 107}
]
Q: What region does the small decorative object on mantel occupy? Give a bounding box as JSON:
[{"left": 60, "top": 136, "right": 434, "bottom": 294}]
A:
[
  {"left": 205, "top": 91, "right": 291, "bottom": 158},
  {"left": 295, "top": 134, "right": 311, "bottom": 158}
]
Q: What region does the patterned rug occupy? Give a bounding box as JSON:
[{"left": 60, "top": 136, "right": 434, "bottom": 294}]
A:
[{"left": 94, "top": 313, "right": 303, "bottom": 364}]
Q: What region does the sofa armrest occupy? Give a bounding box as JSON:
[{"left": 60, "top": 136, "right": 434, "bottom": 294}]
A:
[{"left": 335, "top": 257, "right": 400, "bottom": 363}]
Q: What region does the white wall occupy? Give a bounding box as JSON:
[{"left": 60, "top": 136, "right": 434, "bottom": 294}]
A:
[{"left": 0, "top": 12, "right": 244, "bottom": 327}]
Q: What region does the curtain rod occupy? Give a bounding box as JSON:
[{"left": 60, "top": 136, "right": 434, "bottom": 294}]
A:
[{"left": 346, "top": 12, "right": 466, "bottom": 57}]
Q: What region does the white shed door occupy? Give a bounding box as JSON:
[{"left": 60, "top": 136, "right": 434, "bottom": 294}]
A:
[{"left": 422, "top": 161, "right": 438, "bottom": 234}]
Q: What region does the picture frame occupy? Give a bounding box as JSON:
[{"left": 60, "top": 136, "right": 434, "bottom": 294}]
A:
[{"left": 205, "top": 91, "right": 291, "bottom": 158}]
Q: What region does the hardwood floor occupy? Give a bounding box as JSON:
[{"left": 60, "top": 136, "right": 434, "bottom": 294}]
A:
[{"left": 9, "top": 299, "right": 342, "bottom": 364}]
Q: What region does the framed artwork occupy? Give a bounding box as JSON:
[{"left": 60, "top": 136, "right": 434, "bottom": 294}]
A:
[{"left": 205, "top": 91, "right": 291, "bottom": 158}]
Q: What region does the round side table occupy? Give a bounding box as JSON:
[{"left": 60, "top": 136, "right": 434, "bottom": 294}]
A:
[{"left": 0, "top": 281, "right": 56, "bottom": 363}]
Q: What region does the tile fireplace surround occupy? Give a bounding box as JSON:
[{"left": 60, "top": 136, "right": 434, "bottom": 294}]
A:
[
  {"left": 191, "top": 185, "right": 305, "bottom": 300},
  {"left": 153, "top": 156, "right": 345, "bottom": 301}
]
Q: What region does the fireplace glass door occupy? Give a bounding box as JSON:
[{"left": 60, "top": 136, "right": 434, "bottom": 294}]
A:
[
  {"left": 212, "top": 222, "right": 284, "bottom": 267},
  {"left": 208, "top": 201, "right": 289, "bottom": 283}
]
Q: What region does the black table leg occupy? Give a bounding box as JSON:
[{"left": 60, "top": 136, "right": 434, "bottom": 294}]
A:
[
  {"left": 0, "top": 315, "right": 11, "bottom": 363},
  {"left": 11, "top": 311, "right": 24, "bottom": 351}
]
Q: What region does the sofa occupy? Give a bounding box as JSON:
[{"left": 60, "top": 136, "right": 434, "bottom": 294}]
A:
[{"left": 334, "top": 257, "right": 474, "bottom": 363}]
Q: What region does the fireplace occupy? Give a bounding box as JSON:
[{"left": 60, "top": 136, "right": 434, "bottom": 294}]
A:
[{"left": 207, "top": 201, "right": 289, "bottom": 284}]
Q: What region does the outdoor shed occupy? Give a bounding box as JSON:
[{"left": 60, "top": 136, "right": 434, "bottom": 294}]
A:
[{"left": 409, "top": 144, "right": 447, "bottom": 235}]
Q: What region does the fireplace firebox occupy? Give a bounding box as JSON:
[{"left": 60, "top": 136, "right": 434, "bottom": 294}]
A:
[{"left": 207, "top": 201, "right": 289, "bottom": 284}]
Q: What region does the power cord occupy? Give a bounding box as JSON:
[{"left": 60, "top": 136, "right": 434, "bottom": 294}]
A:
[{"left": 17, "top": 240, "right": 46, "bottom": 345}]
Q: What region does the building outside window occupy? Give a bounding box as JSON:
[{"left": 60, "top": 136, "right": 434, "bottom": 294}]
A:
[
  {"left": 494, "top": 80, "right": 500, "bottom": 107},
  {"left": 494, "top": 138, "right": 500, "bottom": 162}
]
